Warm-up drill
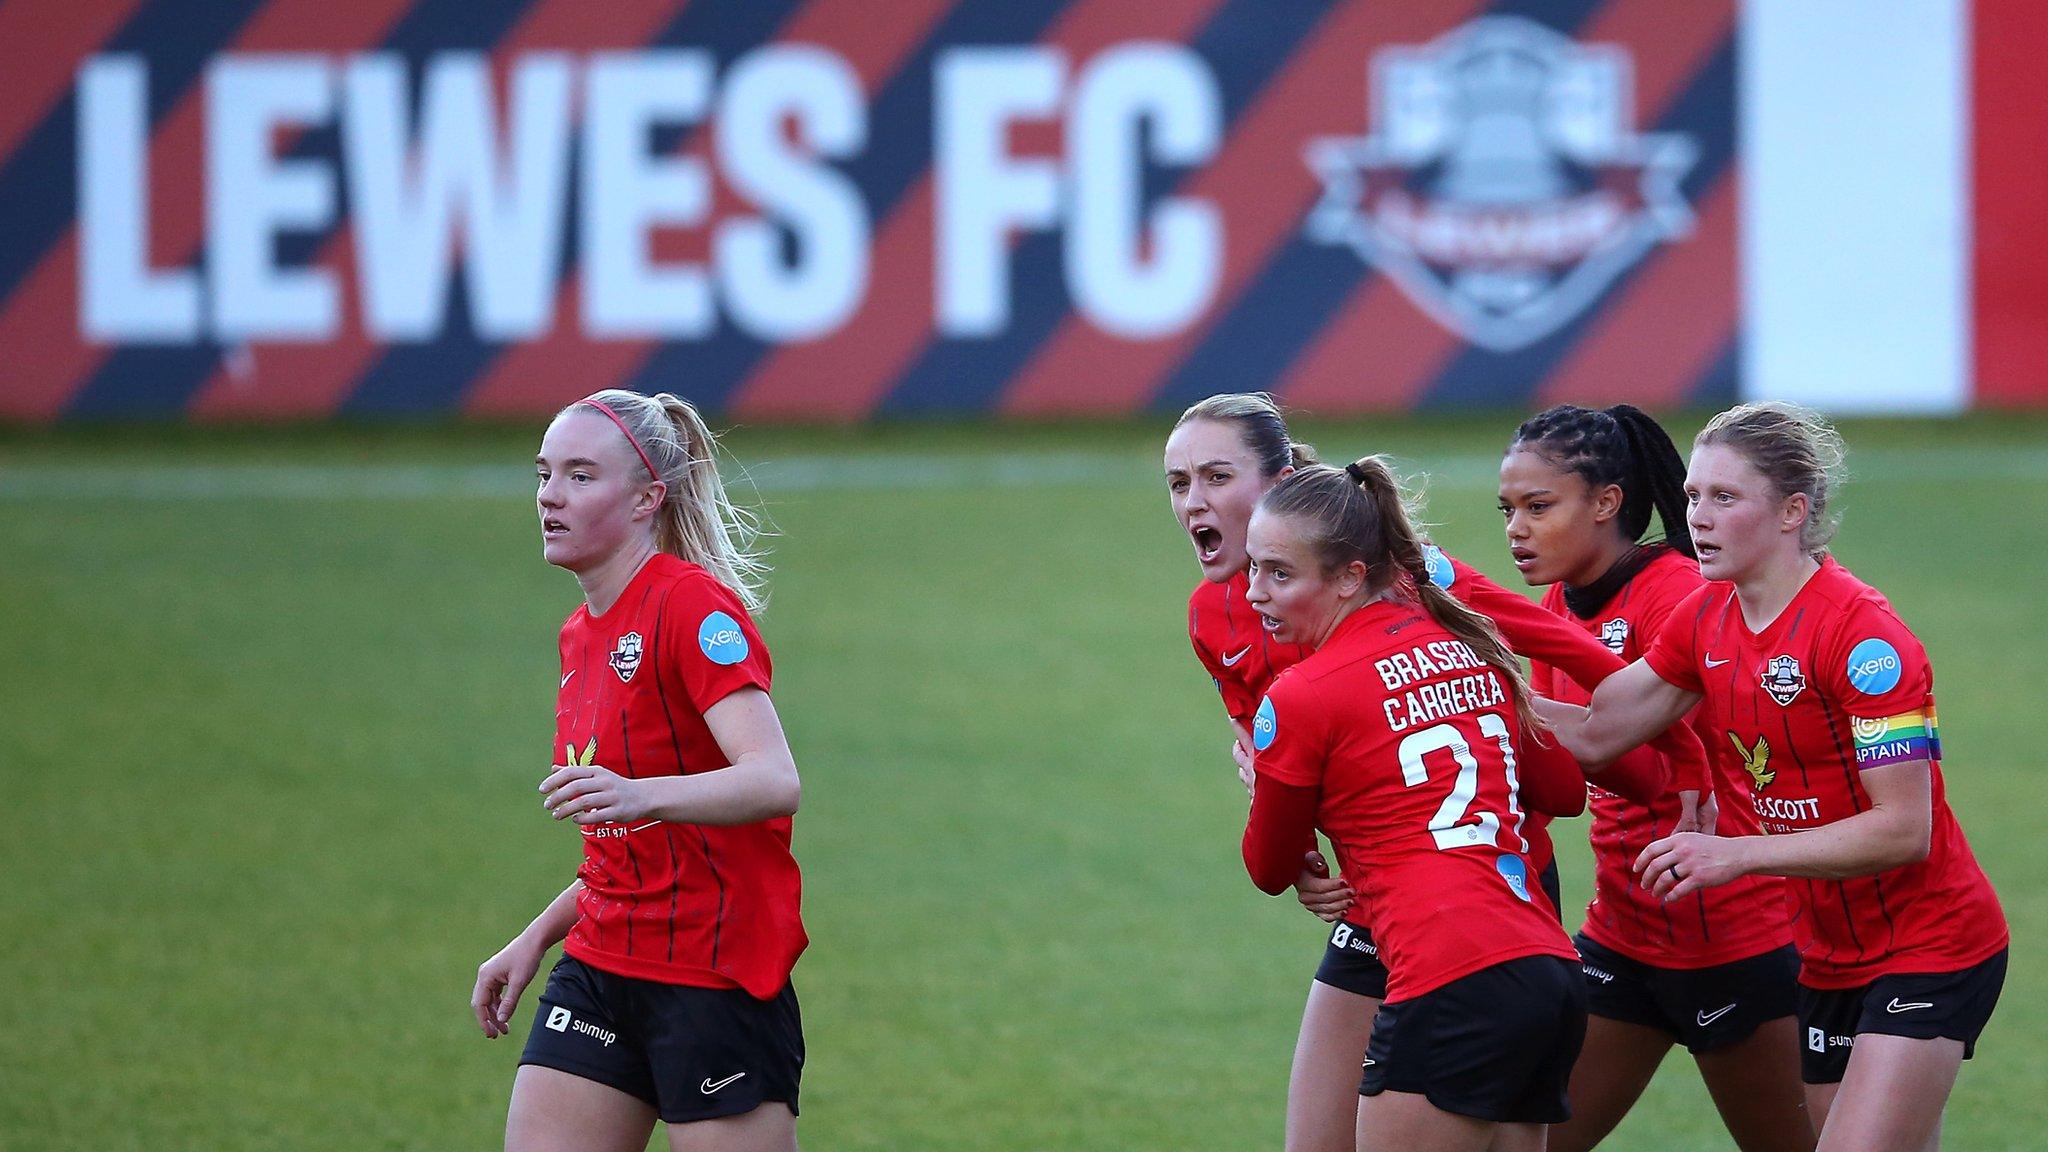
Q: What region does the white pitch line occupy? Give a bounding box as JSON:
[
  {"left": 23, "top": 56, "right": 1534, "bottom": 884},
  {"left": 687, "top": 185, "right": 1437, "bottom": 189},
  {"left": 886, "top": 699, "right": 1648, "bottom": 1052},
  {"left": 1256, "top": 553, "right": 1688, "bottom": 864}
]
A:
[{"left": 0, "top": 444, "right": 2043, "bottom": 501}]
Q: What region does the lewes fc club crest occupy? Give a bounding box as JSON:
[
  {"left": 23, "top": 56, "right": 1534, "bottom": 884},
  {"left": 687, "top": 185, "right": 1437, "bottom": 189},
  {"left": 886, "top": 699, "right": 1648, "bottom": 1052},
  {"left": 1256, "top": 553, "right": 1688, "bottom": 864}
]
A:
[
  {"left": 1303, "top": 16, "right": 1699, "bottom": 350},
  {"left": 609, "top": 632, "right": 644, "bottom": 683},
  {"left": 1599, "top": 618, "right": 1630, "bottom": 654},
  {"left": 1760, "top": 655, "right": 1806, "bottom": 707}
]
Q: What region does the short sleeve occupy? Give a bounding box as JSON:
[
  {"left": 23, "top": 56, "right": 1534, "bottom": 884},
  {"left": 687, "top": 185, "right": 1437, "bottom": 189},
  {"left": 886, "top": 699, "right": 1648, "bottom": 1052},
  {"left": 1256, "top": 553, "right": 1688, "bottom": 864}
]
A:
[
  {"left": 1821, "top": 601, "right": 1932, "bottom": 715},
  {"left": 661, "top": 575, "right": 772, "bottom": 714},
  {"left": 1643, "top": 585, "right": 1713, "bottom": 693},
  {"left": 1251, "top": 675, "right": 1327, "bottom": 789}
]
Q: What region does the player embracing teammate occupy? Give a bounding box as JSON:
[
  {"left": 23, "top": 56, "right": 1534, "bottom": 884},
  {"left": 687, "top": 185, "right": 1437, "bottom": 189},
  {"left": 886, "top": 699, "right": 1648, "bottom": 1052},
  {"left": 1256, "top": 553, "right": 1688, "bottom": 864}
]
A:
[
  {"left": 1239, "top": 457, "right": 1587, "bottom": 1152},
  {"left": 473, "top": 390, "right": 806, "bottom": 1152},
  {"left": 1546, "top": 402, "right": 2008, "bottom": 1152},
  {"left": 1167, "top": 394, "right": 1706, "bottom": 1152},
  {"left": 1500, "top": 405, "right": 1812, "bottom": 1152}
]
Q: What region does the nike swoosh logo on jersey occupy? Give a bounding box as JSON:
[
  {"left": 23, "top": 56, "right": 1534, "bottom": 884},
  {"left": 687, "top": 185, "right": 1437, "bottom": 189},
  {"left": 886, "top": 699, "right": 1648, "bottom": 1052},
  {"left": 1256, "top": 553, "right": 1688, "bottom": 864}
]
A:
[
  {"left": 701, "top": 1072, "right": 747, "bottom": 1094},
  {"left": 1697, "top": 1002, "right": 1738, "bottom": 1026},
  {"left": 560, "top": 670, "right": 575, "bottom": 688},
  {"left": 1886, "top": 998, "right": 1934, "bottom": 1014},
  {"left": 1705, "top": 656, "right": 1731, "bottom": 668},
  {"left": 1221, "top": 646, "right": 1252, "bottom": 667}
]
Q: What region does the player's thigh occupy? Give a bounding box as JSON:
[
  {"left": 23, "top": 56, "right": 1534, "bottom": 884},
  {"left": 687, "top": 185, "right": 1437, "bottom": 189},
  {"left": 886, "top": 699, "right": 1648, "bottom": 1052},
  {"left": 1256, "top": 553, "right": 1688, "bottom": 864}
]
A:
[
  {"left": 1546, "top": 1015, "right": 1671, "bottom": 1152},
  {"left": 1816, "top": 1034, "right": 1961, "bottom": 1152},
  {"left": 666, "top": 1101, "right": 798, "bottom": 1152},
  {"left": 1356, "top": 1089, "right": 1495, "bottom": 1152},
  {"left": 506, "top": 1065, "right": 658, "bottom": 1152},
  {"left": 1803, "top": 1081, "right": 1839, "bottom": 1137},
  {"left": 1289, "top": 981, "right": 1381, "bottom": 1152},
  {"left": 1483, "top": 1123, "right": 1546, "bottom": 1152},
  {"left": 1693, "top": 1016, "right": 1816, "bottom": 1152}
]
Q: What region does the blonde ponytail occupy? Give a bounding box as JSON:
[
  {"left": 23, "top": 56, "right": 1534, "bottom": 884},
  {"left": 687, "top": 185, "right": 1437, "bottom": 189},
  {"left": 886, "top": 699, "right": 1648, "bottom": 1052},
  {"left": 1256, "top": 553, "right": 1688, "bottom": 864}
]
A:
[{"left": 567, "top": 389, "right": 771, "bottom": 611}]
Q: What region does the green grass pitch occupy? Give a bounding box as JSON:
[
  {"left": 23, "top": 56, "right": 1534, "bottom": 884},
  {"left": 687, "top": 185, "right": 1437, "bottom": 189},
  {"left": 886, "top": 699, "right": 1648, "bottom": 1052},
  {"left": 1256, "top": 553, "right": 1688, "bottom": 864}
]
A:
[{"left": 2, "top": 414, "right": 2043, "bottom": 1150}]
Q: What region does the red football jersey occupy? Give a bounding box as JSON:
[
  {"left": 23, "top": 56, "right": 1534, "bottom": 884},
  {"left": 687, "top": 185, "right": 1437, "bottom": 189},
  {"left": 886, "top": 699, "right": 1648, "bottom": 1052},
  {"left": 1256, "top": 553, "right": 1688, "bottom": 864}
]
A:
[
  {"left": 1192, "top": 545, "right": 1672, "bottom": 875},
  {"left": 1253, "top": 598, "right": 1579, "bottom": 1001},
  {"left": 1643, "top": 556, "right": 2006, "bottom": 988},
  {"left": 1193, "top": 543, "right": 1658, "bottom": 924},
  {"left": 1536, "top": 548, "right": 1794, "bottom": 968},
  {"left": 554, "top": 553, "right": 806, "bottom": 999}
]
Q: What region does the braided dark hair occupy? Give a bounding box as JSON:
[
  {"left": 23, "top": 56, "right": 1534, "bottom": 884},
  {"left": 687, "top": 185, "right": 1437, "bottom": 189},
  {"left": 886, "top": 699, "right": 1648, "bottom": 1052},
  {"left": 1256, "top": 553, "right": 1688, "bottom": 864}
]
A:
[{"left": 1508, "top": 404, "right": 1694, "bottom": 559}]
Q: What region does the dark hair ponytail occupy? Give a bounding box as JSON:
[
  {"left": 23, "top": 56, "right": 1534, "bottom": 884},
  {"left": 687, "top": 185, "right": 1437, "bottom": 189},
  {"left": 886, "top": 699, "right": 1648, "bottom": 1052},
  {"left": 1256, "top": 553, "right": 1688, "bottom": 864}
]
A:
[
  {"left": 1262, "top": 457, "right": 1538, "bottom": 730},
  {"left": 1509, "top": 403, "right": 1694, "bottom": 558}
]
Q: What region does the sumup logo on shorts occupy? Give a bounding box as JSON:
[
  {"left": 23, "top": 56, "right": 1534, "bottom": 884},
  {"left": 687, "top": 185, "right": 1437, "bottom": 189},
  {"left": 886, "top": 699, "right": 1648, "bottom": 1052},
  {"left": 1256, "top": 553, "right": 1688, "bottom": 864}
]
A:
[
  {"left": 609, "top": 632, "right": 644, "bottom": 682},
  {"left": 1303, "top": 16, "right": 1699, "bottom": 350}
]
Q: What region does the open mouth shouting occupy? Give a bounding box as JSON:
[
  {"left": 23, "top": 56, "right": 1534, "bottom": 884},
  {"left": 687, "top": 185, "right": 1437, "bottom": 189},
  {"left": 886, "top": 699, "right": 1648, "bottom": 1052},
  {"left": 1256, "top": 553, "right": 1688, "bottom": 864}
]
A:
[{"left": 1191, "top": 523, "right": 1224, "bottom": 564}]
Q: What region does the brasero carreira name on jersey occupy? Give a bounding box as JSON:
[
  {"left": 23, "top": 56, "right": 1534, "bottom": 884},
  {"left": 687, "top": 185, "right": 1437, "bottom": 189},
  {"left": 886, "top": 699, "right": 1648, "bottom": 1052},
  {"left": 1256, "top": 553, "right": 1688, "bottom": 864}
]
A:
[
  {"left": 1642, "top": 556, "right": 2005, "bottom": 988},
  {"left": 554, "top": 553, "right": 805, "bottom": 999}
]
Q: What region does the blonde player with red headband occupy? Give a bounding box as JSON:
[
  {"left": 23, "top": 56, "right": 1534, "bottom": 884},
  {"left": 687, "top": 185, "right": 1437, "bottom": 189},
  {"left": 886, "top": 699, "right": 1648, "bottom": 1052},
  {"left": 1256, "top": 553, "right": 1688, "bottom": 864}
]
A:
[{"left": 471, "top": 390, "right": 806, "bottom": 1152}]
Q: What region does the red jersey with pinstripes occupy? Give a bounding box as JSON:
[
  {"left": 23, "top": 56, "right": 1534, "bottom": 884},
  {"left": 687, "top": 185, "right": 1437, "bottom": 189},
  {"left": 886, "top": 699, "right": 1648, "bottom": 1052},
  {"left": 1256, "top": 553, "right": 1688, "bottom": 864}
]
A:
[
  {"left": 1254, "top": 600, "right": 1580, "bottom": 1000},
  {"left": 1535, "top": 548, "right": 1795, "bottom": 968},
  {"left": 555, "top": 553, "right": 806, "bottom": 999},
  {"left": 1643, "top": 556, "right": 2005, "bottom": 988}
]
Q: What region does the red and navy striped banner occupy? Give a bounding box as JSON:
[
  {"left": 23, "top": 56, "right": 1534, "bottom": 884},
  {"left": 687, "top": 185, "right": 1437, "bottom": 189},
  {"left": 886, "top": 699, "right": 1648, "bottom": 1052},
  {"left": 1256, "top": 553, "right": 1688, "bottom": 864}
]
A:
[{"left": 0, "top": 0, "right": 1739, "bottom": 421}]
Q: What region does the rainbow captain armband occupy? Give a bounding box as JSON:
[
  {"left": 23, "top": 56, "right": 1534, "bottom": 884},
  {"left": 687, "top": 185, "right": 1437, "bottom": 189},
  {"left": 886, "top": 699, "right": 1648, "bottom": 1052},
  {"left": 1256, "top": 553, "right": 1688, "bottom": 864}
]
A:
[{"left": 1851, "top": 709, "right": 1938, "bottom": 769}]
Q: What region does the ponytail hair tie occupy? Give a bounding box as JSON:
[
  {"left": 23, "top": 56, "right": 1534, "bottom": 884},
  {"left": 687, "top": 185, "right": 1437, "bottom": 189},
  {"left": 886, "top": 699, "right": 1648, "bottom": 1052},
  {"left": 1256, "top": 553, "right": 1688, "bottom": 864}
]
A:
[{"left": 1345, "top": 461, "right": 1371, "bottom": 485}]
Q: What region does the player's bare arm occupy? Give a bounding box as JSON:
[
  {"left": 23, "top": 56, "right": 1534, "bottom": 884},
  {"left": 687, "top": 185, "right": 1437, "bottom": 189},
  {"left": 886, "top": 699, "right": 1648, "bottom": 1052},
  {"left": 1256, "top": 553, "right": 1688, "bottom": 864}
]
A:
[
  {"left": 472, "top": 880, "right": 583, "bottom": 1039},
  {"left": 541, "top": 688, "right": 799, "bottom": 827},
  {"left": 1541, "top": 659, "right": 1700, "bottom": 766},
  {"left": 1638, "top": 759, "right": 1934, "bottom": 901}
]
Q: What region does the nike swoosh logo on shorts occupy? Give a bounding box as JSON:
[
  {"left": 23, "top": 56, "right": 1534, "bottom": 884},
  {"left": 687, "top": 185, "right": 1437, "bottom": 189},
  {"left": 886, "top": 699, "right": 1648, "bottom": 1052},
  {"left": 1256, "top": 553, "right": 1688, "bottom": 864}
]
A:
[
  {"left": 1697, "top": 1002, "right": 1738, "bottom": 1026},
  {"left": 701, "top": 1072, "right": 747, "bottom": 1094},
  {"left": 1221, "top": 646, "right": 1251, "bottom": 667},
  {"left": 1886, "top": 998, "right": 1934, "bottom": 1014},
  {"left": 1705, "top": 656, "right": 1731, "bottom": 668}
]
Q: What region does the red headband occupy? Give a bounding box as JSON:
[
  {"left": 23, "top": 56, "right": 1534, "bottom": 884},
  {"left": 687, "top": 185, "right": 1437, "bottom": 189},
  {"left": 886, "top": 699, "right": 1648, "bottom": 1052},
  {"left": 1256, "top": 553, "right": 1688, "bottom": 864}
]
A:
[{"left": 579, "top": 397, "right": 661, "bottom": 482}]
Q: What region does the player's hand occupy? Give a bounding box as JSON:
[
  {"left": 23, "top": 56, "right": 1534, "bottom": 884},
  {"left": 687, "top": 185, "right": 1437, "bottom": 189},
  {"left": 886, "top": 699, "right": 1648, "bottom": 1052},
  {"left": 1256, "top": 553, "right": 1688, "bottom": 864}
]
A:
[
  {"left": 1232, "top": 739, "right": 1255, "bottom": 797},
  {"left": 1635, "top": 831, "right": 1746, "bottom": 902},
  {"left": 1696, "top": 789, "right": 1720, "bottom": 837},
  {"left": 472, "top": 936, "right": 545, "bottom": 1039},
  {"left": 1294, "top": 851, "right": 1354, "bottom": 921},
  {"left": 540, "top": 763, "right": 650, "bottom": 826}
]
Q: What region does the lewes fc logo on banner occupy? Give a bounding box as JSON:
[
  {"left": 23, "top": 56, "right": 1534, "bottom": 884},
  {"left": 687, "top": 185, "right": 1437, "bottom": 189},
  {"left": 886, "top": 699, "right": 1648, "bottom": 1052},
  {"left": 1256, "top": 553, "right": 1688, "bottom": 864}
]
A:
[{"left": 1303, "top": 16, "right": 1699, "bottom": 350}]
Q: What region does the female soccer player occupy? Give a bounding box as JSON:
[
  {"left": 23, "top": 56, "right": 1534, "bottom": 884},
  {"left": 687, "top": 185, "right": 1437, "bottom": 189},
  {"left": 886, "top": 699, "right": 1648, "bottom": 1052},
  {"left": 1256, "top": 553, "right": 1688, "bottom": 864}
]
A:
[
  {"left": 471, "top": 390, "right": 806, "bottom": 1152},
  {"left": 1242, "top": 457, "right": 1587, "bottom": 1152},
  {"left": 1165, "top": 394, "right": 1699, "bottom": 1152},
  {"left": 1544, "top": 402, "right": 2008, "bottom": 1152},
  {"left": 1500, "top": 404, "right": 1812, "bottom": 1152}
]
